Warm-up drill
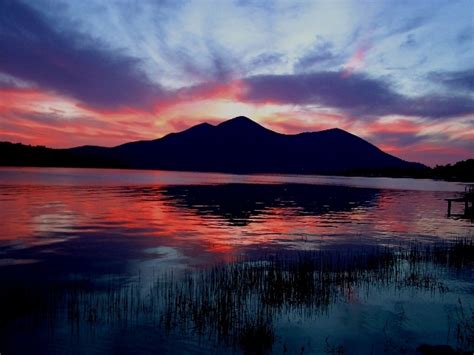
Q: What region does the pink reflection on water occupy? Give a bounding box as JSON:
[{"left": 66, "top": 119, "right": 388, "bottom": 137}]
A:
[{"left": 0, "top": 168, "right": 471, "bottom": 267}]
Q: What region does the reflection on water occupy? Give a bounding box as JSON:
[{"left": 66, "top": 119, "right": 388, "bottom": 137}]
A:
[
  {"left": 0, "top": 167, "right": 472, "bottom": 354},
  {"left": 160, "top": 184, "right": 379, "bottom": 226},
  {"left": 0, "top": 171, "right": 470, "bottom": 267}
]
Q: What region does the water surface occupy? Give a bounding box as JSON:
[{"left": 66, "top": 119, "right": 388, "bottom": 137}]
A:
[{"left": 0, "top": 167, "right": 472, "bottom": 354}]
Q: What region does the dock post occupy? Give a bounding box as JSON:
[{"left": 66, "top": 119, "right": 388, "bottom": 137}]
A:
[{"left": 447, "top": 200, "right": 452, "bottom": 216}]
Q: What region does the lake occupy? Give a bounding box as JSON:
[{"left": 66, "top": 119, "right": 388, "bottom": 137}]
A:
[{"left": 0, "top": 167, "right": 472, "bottom": 354}]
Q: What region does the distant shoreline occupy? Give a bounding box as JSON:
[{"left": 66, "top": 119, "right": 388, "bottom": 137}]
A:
[{"left": 0, "top": 163, "right": 472, "bottom": 183}]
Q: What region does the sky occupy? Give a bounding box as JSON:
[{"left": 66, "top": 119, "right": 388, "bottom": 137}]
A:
[{"left": 0, "top": 0, "right": 473, "bottom": 166}]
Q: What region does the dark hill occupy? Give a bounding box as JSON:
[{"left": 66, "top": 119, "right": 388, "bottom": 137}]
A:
[{"left": 1, "top": 116, "right": 426, "bottom": 174}]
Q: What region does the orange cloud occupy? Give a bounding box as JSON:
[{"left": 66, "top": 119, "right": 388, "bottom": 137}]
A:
[
  {"left": 364, "top": 118, "right": 422, "bottom": 135},
  {"left": 258, "top": 111, "right": 349, "bottom": 135}
]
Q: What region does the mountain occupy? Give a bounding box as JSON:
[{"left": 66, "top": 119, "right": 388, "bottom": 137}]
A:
[{"left": 1, "top": 116, "right": 425, "bottom": 174}]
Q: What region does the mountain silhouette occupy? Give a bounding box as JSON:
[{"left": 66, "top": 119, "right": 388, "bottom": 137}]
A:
[{"left": 0, "top": 116, "right": 425, "bottom": 174}]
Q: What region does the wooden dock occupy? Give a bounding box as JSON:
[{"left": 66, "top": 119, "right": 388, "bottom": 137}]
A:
[{"left": 446, "top": 184, "right": 474, "bottom": 217}]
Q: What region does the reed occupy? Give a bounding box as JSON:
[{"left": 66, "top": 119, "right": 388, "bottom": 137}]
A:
[{"left": 0, "top": 238, "right": 472, "bottom": 352}]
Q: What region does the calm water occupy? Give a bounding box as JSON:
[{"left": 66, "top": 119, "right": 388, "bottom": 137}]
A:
[{"left": 0, "top": 167, "right": 472, "bottom": 354}]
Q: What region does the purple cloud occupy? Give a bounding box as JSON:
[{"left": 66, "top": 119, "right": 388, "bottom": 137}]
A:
[
  {"left": 0, "top": 0, "right": 165, "bottom": 109},
  {"left": 429, "top": 69, "right": 474, "bottom": 93},
  {"left": 294, "top": 40, "right": 339, "bottom": 73},
  {"left": 249, "top": 52, "right": 286, "bottom": 69},
  {"left": 243, "top": 71, "right": 474, "bottom": 119}
]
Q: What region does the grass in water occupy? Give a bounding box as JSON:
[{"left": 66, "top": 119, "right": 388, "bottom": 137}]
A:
[{"left": 0, "top": 239, "right": 472, "bottom": 353}]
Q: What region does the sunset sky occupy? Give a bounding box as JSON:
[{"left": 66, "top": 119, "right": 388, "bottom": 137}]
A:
[{"left": 0, "top": 0, "right": 473, "bottom": 166}]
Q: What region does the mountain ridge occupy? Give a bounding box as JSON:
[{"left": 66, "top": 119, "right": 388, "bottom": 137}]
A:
[{"left": 0, "top": 116, "right": 426, "bottom": 174}]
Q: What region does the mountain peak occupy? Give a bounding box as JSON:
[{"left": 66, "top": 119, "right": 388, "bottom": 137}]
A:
[
  {"left": 215, "top": 116, "right": 276, "bottom": 137},
  {"left": 228, "top": 115, "right": 254, "bottom": 122},
  {"left": 322, "top": 127, "right": 350, "bottom": 135},
  {"left": 217, "top": 116, "right": 263, "bottom": 129},
  {"left": 187, "top": 122, "right": 214, "bottom": 131}
]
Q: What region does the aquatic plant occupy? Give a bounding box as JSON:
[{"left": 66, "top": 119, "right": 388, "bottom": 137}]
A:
[{"left": 0, "top": 239, "right": 472, "bottom": 353}]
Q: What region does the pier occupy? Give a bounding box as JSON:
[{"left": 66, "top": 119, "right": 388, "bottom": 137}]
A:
[{"left": 446, "top": 184, "right": 474, "bottom": 217}]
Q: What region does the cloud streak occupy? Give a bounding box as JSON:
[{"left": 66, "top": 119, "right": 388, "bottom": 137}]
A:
[
  {"left": 429, "top": 69, "right": 474, "bottom": 93},
  {"left": 242, "top": 71, "right": 474, "bottom": 119},
  {"left": 0, "top": 0, "right": 165, "bottom": 110}
]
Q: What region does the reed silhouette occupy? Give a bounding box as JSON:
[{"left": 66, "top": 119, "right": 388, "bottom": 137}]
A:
[{"left": 1, "top": 239, "right": 472, "bottom": 353}]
